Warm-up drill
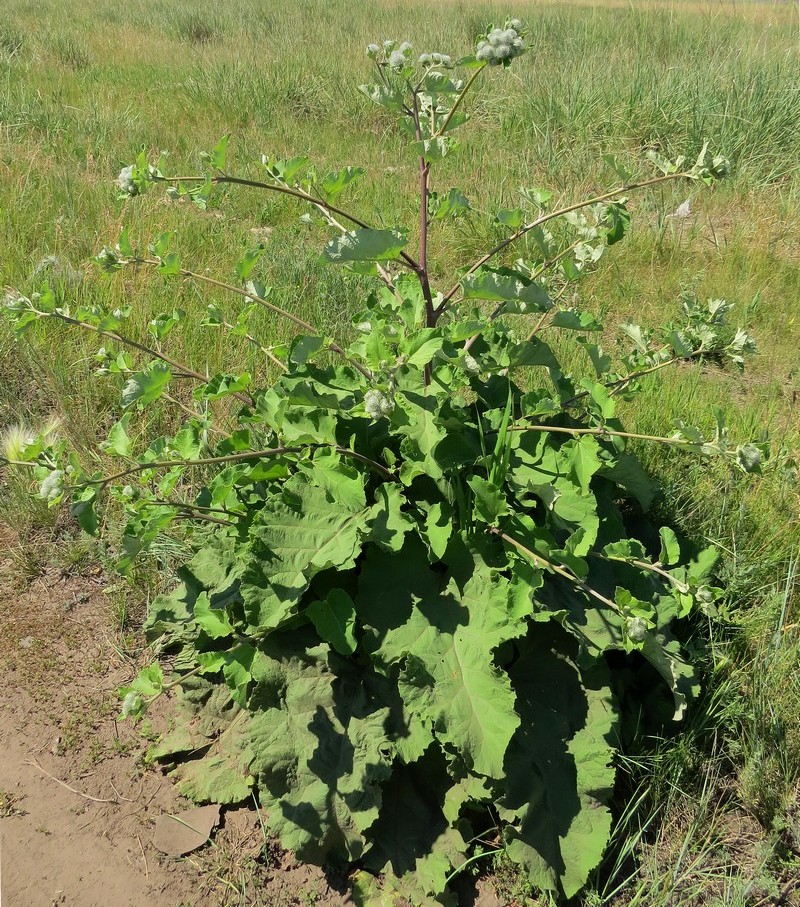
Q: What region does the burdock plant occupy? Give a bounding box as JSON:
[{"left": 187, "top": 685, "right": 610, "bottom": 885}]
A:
[{"left": 2, "top": 21, "right": 760, "bottom": 904}]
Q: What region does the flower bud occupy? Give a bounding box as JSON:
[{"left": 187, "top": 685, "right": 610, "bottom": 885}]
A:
[
  {"left": 626, "top": 617, "right": 648, "bottom": 643},
  {"left": 364, "top": 389, "right": 395, "bottom": 419},
  {"left": 710, "top": 155, "right": 730, "bottom": 179},
  {"left": 116, "top": 165, "right": 137, "bottom": 196},
  {"left": 39, "top": 469, "right": 65, "bottom": 504}
]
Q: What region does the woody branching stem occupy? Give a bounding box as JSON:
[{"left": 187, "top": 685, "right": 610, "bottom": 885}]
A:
[
  {"left": 131, "top": 258, "right": 373, "bottom": 381},
  {"left": 436, "top": 171, "right": 694, "bottom": 317},
  {"left": 507, "top": 422, "right": 704, "bottom": 449},
  {"left": 28, "top": 306, "right": 253, "bottom": 405},
  {"left": 560, "top": 349, "right": 707, "bottom": 409},
  {"left": 489, "top": 527, "right": 620, "bottom": 613},
  {"left": 157, "top": 174, "right": 421, "bottom": 273},
  {"left": 435, "top": 63, "right": 486, "bottom": 138},
  {"left": 82, "top": 443, "right": 397, "bottom": 487},
  {"left": 410, "top": 90, "right": 435, "bottom": 330}
]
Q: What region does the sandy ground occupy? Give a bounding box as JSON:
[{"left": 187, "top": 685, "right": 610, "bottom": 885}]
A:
[{"left": 0, "top": 529, "right": 346, "bottom": 907}]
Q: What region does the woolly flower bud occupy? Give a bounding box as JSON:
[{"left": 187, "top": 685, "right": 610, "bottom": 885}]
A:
[
  {"left": 696, "top": 586, "right": 715, "bottom": 605},
  {"left": 388, "top": 50, "right": 407, "bottom": 70},
  {"left": 495, "top": 44, "right": 512, "bottom": 60},
  {"left": 476, "top": 44, "right": 496, "bottom": 63},
  {"left": 116, "top": 165, "right": 137, "bottom": 195},
  {"left": 364, "top": 389, "right": 394, "bottom": 420},
  {"left": 508, "top": 18, "right": 523, "bottom": 31},
  {"left": 39, "top": 469, "right": 65, "bottom": 504},
  {"left": 418, "top": 53, "right": 432, "bottom": 66},
  {"left": 398, "top": 41, "right": 412, "bottom": 54},
  {"left": 488, "top": 28, "right": 503, "bottom": 47},
  {"left": 96, "top": 246, "right": 119, "bottom": 268},
  {"left": 366, "top": 43, "right": 380, "bottom": 57},
  {"left": 710, "top": 155, "right": 730, "bottom": 179},
  {"left": 2, "top": 288, "right": 27, "bottom": 311},
  {"left": 626, "top": 617, "right": 648, "bottom": 643}
]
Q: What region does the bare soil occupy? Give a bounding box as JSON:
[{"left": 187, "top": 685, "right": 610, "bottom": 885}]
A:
[{"left": 0, "top": 528, "right": 346, "bottom": 907}]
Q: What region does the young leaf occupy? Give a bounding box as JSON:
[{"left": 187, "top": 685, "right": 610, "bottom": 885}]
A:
[
  {"left": 210, "top": 134, "right": 231, "bottom": 171},
  {"left": 468, "top": 475, "right": 509, "bottom": 523},
  {"left": 103, "top": 413, "right": 133, "bottom": 458},
  {"left": 322, "top": 229, "right": 408, "bottom": 263},
  {"left": 461, "top": 268, "right": 551, "bottom": 312},
  {"left": 194, "top": 592, "right": 235, "bottom": 640},
  {"left": 235, "top": 247, "right": 263, "bottom": 281},
  {"left": 307, "top": 589, "right": 358, "bottom": 656},
  {"left": 659, "top": 527, "right": 681, "bottom": 566},
  {"left": 122, "top": 363, "right": 172, "bottom": 409}
]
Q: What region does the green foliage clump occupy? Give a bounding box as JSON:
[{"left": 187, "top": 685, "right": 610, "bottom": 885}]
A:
[{"left": 0, "top": 26, "right": 764, "bottom": 904}]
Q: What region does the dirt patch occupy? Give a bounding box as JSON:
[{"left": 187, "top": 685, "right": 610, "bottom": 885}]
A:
[{"left": 0, "top": 528, "right": 347, "bottom": 907}]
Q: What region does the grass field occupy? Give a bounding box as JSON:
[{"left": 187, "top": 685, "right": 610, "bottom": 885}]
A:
[{"left": 1, "top": 0, "right": 799, "bottom": 903}]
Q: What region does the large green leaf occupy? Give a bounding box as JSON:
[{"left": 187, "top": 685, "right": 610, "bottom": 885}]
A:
[
  {"left": 307, "top": 588, "right": 357, "bottom": 656},
  {"left": 368, "top": 483, "right": 414, "bottom": 553},
  {"left": 357, "top": 537, "right": 526, "bottom": 777},
  {"left": 148, "top": 680, "right": 255, "bottom": 804},
  {"left": 242, "top": 474, "right": 369, "bottom": 631},
  {"left": 121, "top": 361, "right": 171, "bottom": 408},
  {"left": 323, "top": 229, "right": 407, "bottom": 263},
  {"left": 460, "top": 267, "right": 551, "bottom": 313},
  {"left": 499, "top": 627, "right": 616, "bottom": 898},
  {"left": 363, "top": 746, "right": 466, "bottom": 903},
  {"left": 248, "top": 644, "right": 394, "bottom": 862}
]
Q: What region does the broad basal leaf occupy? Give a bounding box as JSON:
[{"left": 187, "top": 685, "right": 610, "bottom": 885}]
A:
[
  {"left": 499, "top": 627, "right": 616, "bottom": 898},
  {"left": 242, "top": 474, "right": 369, "bottom": 632},
  {"left": 307, "top": 588, "right": 357, "bottom": 655},
  {"left": 368, "top": 483, "right": 414, "bottom": 553},
  {"left": 358, "top": 537, "right": 526, "bottom": 777},
  {"left": 249, "top": 644, "right": 394, "bottom": 862},
  {"left": 149, "top": 679, "right": 255, "bottom": 804}
]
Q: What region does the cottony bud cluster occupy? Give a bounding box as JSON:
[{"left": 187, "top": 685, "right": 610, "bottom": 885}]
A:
[
  {"left": 367, "top": 40, "right": 414, "bottom": 72},
  {"left": 364, "top": 389, "right": 395, "bottom": 420},
  {"left": 476, "top": 19, "right": 526, "bottom": 66},
  {"left": 116, "top": 165, "right": 138, "bottom": 196},
  {"left": 39, "top": 469, "right": 65, "bottom": 504},
  {"left": 418, "top": 52, "right": 453, "bottom": 69},
  {"left": 625, "top": 617, "right": 649, "bottom": 643}
]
